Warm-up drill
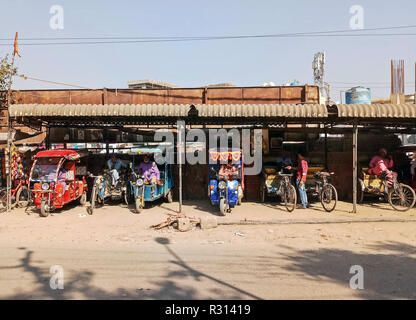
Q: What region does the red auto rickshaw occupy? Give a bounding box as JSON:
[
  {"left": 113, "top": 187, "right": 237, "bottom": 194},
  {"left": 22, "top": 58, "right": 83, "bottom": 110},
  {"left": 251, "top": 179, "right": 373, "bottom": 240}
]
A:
[{"left": 29, "top": 150, "right": 88, "bottom": 217}]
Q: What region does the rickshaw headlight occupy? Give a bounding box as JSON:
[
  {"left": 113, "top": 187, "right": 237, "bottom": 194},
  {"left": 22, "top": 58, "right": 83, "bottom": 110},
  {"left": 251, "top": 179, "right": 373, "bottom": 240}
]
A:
[
  {"left": 137, "top": 178, "right": 144, "bottom": 187},
  {"left": 218, "top": 181, "right": 227, "bottom": 190},
  {"left": 41, "top": 182, "right": 49, "bottom": 191}
]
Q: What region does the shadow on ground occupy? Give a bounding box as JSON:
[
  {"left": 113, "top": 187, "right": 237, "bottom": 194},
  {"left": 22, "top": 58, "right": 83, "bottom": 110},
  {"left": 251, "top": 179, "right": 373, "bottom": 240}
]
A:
[
  {"left": 1, "top": 238, "right": 260, "bottom": 300},
  {"left": 278, "top": 241, "right": 416, "bottom": 299}
]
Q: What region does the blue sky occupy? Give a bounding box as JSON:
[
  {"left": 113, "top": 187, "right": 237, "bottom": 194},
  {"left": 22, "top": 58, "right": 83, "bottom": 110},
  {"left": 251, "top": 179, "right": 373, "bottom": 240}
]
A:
[{"left": 1, "top": 0, "right": 416, "bottom": 100}]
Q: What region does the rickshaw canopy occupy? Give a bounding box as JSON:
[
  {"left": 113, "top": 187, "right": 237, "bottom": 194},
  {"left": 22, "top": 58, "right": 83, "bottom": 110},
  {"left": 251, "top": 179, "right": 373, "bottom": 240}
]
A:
[
  {"left": 129, "top": 147, "right": 164, "bottom": 155},
  {"left": 34, "top": 150, "right": 87, "bottom": 160},
  {"left": 209, "top": 149, "right": 242, "bottom": 162}
]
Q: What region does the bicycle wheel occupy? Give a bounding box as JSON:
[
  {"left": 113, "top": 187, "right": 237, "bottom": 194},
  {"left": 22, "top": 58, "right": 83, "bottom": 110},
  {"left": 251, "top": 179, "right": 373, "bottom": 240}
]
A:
[
  {"left": 16, "top": 186, "right": 29, "bottom": 208},
  {"left": 388, "top": 183, "right": 416, "bottom": 212},
  {"left": 320, "top": 184, "right": 338, "bottom": 212},
  {"left": 284, "top": 184, "right": 297, "bottom": 212}
]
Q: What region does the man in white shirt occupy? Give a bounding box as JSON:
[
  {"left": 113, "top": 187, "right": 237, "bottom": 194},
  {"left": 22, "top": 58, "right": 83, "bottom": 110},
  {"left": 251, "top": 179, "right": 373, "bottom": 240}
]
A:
[{"left": 107, "top": 155, "right": 128, "bottom": 186}]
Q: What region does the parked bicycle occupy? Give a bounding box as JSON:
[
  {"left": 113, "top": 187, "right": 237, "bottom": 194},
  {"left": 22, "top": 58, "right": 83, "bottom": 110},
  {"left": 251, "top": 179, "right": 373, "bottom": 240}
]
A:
[
  {"left": 277, "top": 172, "right": 297, "bottom": 212},
  {"left": 313, "top": 171, "right": 338, "bottom": 212},
  {"left": 0, "top": 176, "right": 29, "bottom": 211}
]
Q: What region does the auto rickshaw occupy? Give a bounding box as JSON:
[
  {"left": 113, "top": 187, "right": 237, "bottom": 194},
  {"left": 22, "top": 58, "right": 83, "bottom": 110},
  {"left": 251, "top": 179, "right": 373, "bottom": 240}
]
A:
[
  {"left": 29, "top": 150, "right": 88, "bottom": 217},
  {"left": 125, "top": 147, "right": 174, "bottom": 213},
  {"left": 86, "top": 158, "right": 129, "bottom": 215},
  {"left": 208, "top": 149, "right": 244, "bottom": 215}
]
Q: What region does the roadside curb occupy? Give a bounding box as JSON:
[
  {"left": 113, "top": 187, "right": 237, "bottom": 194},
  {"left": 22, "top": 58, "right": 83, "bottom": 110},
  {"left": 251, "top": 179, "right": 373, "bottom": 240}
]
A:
[{"left": 217, "top": 218, "right": 416, "bottom": 226}]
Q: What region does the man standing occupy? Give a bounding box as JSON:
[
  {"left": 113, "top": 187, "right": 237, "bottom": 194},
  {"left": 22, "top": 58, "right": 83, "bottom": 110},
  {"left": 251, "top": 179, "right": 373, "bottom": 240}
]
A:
[
  {"left": 107, "top": 155, "right": 127, "bottom": 187},
  {"left": 286, "top": 151, "right": 309, "bottom": 209}
]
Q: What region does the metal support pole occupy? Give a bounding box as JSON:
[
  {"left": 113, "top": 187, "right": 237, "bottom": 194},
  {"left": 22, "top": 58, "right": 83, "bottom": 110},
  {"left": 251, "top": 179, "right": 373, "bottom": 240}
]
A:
[
  {"left": 46, "top": 126, "right": 51, "bottom": 149},
  {"left": 324, "top": 129, "right": 328, "bottom": 170},
  {"left": 352, "top": 123, "right": 358, "bottom": 214},
  {"left": 177, "top": 120, "right": 185, "bottom": 213}
]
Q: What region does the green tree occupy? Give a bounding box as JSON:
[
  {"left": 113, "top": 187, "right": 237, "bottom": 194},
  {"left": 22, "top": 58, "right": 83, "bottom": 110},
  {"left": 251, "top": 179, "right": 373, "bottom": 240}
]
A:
[{"left": 0, "top": 54, "right": 17, "bottom": 107}]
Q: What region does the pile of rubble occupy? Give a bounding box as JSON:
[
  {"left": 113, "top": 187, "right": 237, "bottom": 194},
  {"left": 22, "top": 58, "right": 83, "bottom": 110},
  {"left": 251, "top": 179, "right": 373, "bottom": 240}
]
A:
[{"left": 151, "top": 213, "right": 218, "bottom": 232}]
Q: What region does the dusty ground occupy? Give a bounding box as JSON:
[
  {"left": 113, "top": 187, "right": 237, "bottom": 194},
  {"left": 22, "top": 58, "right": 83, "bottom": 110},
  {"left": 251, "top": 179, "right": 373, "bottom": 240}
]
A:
[{"left": 1, "top": 199, "right": 416, "bottom": 299}]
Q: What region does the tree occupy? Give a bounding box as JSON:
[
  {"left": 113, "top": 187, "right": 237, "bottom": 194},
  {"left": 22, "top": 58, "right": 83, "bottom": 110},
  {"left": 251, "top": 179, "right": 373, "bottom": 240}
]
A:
[{"left": 0, "top": 54, "right": 17, "bottom": 107}]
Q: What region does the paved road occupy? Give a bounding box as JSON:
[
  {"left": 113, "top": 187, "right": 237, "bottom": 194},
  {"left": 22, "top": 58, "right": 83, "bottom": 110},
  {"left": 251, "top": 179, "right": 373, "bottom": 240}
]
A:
[
  {"left": 1, "top": 234, "right": 415, "bottom": 300},
  {"left": 1, "top": 201, "right": 416, "bottom": 300}
]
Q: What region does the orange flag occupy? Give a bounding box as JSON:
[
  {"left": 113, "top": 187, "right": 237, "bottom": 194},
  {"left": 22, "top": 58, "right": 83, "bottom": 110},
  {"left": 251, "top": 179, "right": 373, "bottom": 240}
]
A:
[{"left": 13, "top": 32, "right": 21, "bottom": 57}]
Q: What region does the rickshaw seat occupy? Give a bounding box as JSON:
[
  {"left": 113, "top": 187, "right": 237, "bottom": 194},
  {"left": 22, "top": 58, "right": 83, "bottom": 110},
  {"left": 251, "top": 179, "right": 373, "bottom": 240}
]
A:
[{"left": 264, "top": 168, "right": 277, "bottom": 174}]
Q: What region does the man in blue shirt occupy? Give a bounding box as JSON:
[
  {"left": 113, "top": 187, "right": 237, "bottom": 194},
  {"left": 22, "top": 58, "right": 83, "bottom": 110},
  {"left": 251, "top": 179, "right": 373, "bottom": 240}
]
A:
[
  {"left": 107, "top": 155, "right": 128, "bottom": 186},
  {"left": 276, "top": 152, "right": 293, "bottom": 174}
]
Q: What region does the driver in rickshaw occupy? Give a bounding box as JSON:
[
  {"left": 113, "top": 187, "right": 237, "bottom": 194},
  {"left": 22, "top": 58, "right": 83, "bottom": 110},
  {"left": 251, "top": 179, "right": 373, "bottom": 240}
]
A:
[
  {"left": 107, "top": 155, "right": 128, "bottom": 187},
  {"left": 219, "top": 159, "right": 239, "bottom": 180},
  {"left": 137, "top": 154, "right": 160, "bottom": 185},
  {"left": 369, "top": 148, "right": 397, "bottom": 182}
]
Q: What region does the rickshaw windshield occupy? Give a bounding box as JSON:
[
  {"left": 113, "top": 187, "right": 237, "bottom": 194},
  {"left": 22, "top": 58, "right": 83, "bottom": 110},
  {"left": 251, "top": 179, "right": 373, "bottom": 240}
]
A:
[{"left": 30, "top": 157, "right": 61, "bottom": 181}]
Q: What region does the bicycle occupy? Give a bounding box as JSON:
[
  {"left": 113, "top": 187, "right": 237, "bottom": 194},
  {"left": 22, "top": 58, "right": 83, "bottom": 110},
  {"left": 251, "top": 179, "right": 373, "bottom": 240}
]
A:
[
  {"left": 277, "top": 172, "right": 297, "bottom": 212},
  {"left": 314, "top": 171, "right": 338, "bottom": 212}
]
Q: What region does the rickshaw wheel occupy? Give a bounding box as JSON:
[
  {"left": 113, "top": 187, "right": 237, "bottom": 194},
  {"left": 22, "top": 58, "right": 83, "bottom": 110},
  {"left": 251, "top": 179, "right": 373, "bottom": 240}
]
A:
[
  {"left": 166, "top": 190, "right": 173, "bottom": 203},
  {"left": 357, "top": 179, "right": 365, "bottom": 204},
  {"left": 86, "top": 206, "right": 94, "bottom": 215},
  {"left": 260, "top": 185, "right": 265, "bottom": 203},
  {"left": 388, "top": 183, "right": 416, "bottom": 212},
  {"left": 237, "top": 186, "right": 243, "bottom": 205},
  {"left": 16, "top": 186, "right": 29, "bottom": 208},
  {"left": 124, "top": 191, "right": 130, "bottom": 206},
  {"left": 0, "top": 190, "right": 6, "bottom": 211},
  {"left": 40, "top": 199, "right": 50, "bottom": 217},
  {"left": 79, "top": 192, "right": 87, "bottom": 206},
  {"left": 134, "top": 198, "right": 142, "bottom": 214},
  {"left": 87, "top": 185, "right": 97, "bottom": 215},
  {"left": 219, "top": 199, "right": 227, "bottom": 216}
]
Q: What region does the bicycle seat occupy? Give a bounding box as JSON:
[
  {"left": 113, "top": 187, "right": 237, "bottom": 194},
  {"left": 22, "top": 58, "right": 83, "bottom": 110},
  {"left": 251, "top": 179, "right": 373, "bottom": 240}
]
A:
[
  {"left": 278, "top": 172, "right": 293, "bottom": 177},
  {"left": 320, "top": 172, "right": 332, "bottom": 177}
]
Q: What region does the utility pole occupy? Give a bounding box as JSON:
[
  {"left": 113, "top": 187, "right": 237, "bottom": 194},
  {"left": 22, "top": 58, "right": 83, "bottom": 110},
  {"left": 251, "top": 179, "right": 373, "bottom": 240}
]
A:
[
  {"left": 312, "top": 52, "right": 327, "bottom": 103},
  {"left": 6, "top": 53, "right": 16, "bottom": 212}
]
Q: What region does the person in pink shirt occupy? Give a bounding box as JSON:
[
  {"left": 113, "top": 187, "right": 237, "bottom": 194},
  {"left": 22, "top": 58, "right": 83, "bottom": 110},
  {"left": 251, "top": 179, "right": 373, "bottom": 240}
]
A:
[
  {"left": 369, "top": 148, "right": 397, "bottom": 181},
  {"left": 286, "top": 151, "right": 309, "bottom": 208}
]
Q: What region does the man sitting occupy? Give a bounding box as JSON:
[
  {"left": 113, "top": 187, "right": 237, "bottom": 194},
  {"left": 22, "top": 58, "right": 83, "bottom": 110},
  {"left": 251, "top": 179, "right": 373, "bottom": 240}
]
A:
[
  {"left": 107, "top": 155, "right": 128, "bottom": 187},
  {"left": 137, "top": 155, "right": 160, "bottom": 185},
  {"left": 369, "top": 148, "right": 397, "bottom": 182},
  {"left": 219, "top": 159, "right": 239, "bottom": 180}
]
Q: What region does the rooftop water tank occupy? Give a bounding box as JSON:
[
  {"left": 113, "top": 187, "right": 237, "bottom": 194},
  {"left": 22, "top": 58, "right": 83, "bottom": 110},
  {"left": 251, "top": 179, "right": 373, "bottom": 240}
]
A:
[{"left": 345, "top": 86, "right": 371, "bottom": 104}]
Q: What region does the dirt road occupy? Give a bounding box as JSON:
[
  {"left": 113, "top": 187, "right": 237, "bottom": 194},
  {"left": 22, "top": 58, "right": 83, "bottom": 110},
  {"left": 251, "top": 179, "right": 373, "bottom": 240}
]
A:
[{"left": 1, "top": 200, "right": 416, "bottom": 299}]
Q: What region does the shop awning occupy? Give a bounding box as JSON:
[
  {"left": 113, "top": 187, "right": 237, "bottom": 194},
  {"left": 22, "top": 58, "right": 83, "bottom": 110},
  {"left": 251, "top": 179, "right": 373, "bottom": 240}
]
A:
[
  {"left": 9, "top": 104, "right": 191, "bottom": 118},
  {"left": 336, "top": 104, "right": 416, "bottom": 119},
  {"left": 9, "top": 103, "right": 329, "bottom": 126},
  {"left": 193, "top": 104, "right": 328, "bottom": 118},
  {"left": 10, "top": 103, "right": 328, "bottom": 118}
]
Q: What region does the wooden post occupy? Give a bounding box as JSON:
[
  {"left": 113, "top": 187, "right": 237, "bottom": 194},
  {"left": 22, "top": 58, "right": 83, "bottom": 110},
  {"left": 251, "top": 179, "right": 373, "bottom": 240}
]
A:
[{"left": 352, "top": 122, "right": 358, "bottom": 214}]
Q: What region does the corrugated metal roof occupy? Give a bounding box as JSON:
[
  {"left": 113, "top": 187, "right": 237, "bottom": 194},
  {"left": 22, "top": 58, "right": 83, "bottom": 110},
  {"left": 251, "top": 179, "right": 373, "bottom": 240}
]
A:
[
  {"left": 337, "top": 104, "right": 416, "bottom": 118},
  {"left": 194, "top": 104, "right": 328, "bottom": 118},
  {"left": 9, "top": 103, "right": 328, "bottom": 119},
  {"left": 9, "top": 104, "right": 191, "bottom": 118}
]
